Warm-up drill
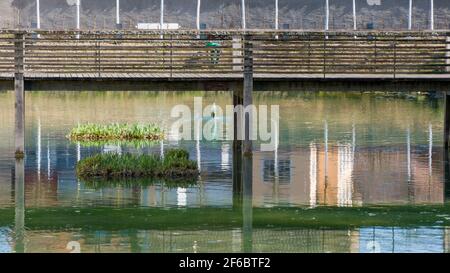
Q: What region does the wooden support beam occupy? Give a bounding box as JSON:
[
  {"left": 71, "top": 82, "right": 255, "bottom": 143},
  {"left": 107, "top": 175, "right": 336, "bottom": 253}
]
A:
[
  {"left": 232, "top": 85, "right": 243, "bottom": 208},
  {"left": 14, "top": 33, "right": 25, "bottom": 159},
  {"left": 243, "top": 35, "right": 253, "bottom": 156}
]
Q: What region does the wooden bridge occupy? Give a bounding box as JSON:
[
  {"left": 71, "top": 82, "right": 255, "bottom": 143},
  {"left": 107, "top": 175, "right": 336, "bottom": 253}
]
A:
[
  {"left": 2, "top": 29, "right": 450, "bottom": 157},
  {"left": 1, "top": 30, "right": 450, "bottom": 90}
]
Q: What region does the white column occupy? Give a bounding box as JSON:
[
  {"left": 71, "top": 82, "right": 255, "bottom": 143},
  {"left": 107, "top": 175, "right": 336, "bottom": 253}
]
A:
[
  {"left": 196, "top": 0, "right": 201, "bottom": 30},
  {"left": 325, "top": 0, "right": 329, "bottom": 31},
  {"left": 36, "top": 0, "right": 40, "bottom": 29},
  {"left": 430, "top": 0, "right": 434, "bottom": 30},
  {"left": 76, "top": 0, "right": 80, "bottom": 30},
  {"left": 116, "top": 0, "right": 120, "bottom": 25},
  {"left": 241, "top": 0, "right": 246, "bottom": 29},
  {"left": 77, "top": 142, "right": 81, "bottom": 162},
  {"left": 324, "top": 120, "right": 328, "bottom": 177},
  {"left": 196, "top": 120, "right": 201, "bottom": 172},
  {"left": 352, "top": 123, "right": 356, "bottom": 153},
  {"left": 275, "top": 0, "right": 279, "bottom": 30},
  {"left": 37, "top": 118, "right": 41, "bottom": 178},
  {"left": 47, "top": 139, "right": 50, "bottom": 178},
  {"left": 160, "top": 140, "right": 164, "bottom": 158},
  {"left": 309, "top": 143, "right": 317, "bottom": 208},
  {"left": 160, "top": 0, "right": 164, "bottom": 29},
  {"left": 429, "top": 123, "right": 432, "bottom": 176},
  {"left": 407, "top": 128, "right": 411, "bottom": 182},
  {"left": 352, "top": 0, "right": 356, "bottom": 30},
  {"left": 177, "top": 188, "right": 187, "bottom": 207},
  {"left": 408, "top": 0, "right": 413, "bottom": 30}
]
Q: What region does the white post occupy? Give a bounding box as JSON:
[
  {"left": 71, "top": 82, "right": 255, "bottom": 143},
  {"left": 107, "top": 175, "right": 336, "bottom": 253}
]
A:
[
  {"left": 37, "top": 118, "right": 41, "bottom": 178},
  {"left": 325, "top": 0, "right": 329, "bottom": 31},
  {"left": 160, "top": 0, "right": 164, "bottom": 30},
  {"left": 36, "top": 0, "right": 40, "bottom": 29},
  {"left": 408, "top": 0, "right": 412, "bottom": 30},
  {"left": 430, "top": 0, "right": 434, "bottom": 30},
  {"left": 429, "top": 123, "right": 432, "bottom": 176},
  {"left": 196, "top": 0, "right": 201, "bottom": 30},
  {"left": 242, "top": 0, "right": 246, "bottom": 29},
  {"left": 275, "top": 0, "right": 279, "bottom": 30},
  {"left": 116, "top": 0, "right": 120, "bottom": 25},
  {"left": 352, "top": 0, "right": 356, "bottom": 30},
  {"left": 76, "top": 0, "right": 80, "bottom": 30}
]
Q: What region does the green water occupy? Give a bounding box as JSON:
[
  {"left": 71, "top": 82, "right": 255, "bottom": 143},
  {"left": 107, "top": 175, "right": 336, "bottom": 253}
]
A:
[{"left": 0, "top": 91, "right": 448, "bottom": 253}]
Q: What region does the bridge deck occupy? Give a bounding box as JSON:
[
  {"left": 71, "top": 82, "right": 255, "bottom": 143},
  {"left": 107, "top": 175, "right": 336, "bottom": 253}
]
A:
[{"left": 2, "top": 73, "right": 450, "bottom": 81}]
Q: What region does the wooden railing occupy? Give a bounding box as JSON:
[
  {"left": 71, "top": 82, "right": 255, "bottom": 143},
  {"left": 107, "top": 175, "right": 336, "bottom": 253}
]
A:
[
  {"left": 0, "top": 30, "right": 449, "bottom": 78},
  {"left": 251, "top": 32, "right": 450, "bottom": 75}
]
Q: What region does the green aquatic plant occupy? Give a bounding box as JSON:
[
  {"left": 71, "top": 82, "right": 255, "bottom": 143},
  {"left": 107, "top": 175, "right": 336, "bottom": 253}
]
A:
[
  {"left": 76, "top": 149, "right": 199, "bottom": 180},
  {"left": 75, "top": 139, "right": 160, "bottom": 148},
  {"left": 67, "top": 123, "right": 164, "bottom": 142},
  {"left": 81, "top": 177, "right": 198, "bottom": 190}
]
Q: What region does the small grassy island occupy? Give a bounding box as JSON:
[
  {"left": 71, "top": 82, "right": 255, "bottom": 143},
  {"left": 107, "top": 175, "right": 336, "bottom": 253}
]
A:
[
  {"left": 68, "top": 123, "right": 164, "bottom": 142},
  {"left": 76, "top": 149, "right": 199, "bottom": 180}
]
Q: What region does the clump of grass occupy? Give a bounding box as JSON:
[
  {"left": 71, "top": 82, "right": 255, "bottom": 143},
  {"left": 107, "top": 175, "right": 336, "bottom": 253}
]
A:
[
  {"left": 67, "top": 123, "right": 164, "bottom": 142},
  {"left": 82, "top": 177, "right": 198, "bottom": 190},
  {"left": 75, "top": 139, "right": 160, "bottom": 148},
  {"left": 76, "top": 149, "right": 199, "bottom": 180}
]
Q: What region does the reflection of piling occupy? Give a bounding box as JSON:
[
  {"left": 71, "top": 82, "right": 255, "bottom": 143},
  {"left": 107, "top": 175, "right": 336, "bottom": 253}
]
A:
[
  {"left": 242, "top": 155, "right": 253, "bottom": 253},
  {"left": 233, "top": 140, "right": 242, "bottom": 207},
  {"left": 445, "top": 151, "right": 450, "bottom": 202},
  {"left": 14, "top": 159, "right": 25, "bottom": 253},
  {"left": 445, "top": 92, "right": 450, "bottom": 151}
]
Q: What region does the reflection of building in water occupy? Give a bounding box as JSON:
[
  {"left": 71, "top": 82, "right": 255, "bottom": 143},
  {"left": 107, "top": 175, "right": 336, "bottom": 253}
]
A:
[
  {"left": 0, "top": 169, "right": 13, "bottom": 206},
  {"left": 11, "top": 229, "right": 359, "bottom": 253},
  {"left": 252, "top": 144, "right": 444, "bottom": 207},
  {"left": 24, "top": 169, "right": 58, "bottom": 207},
  {"left": 358, "top": 227, "right": 447, "bottom": 253},
  {"left": 8, "top": 226, "right": 449, "bottom": 253}
]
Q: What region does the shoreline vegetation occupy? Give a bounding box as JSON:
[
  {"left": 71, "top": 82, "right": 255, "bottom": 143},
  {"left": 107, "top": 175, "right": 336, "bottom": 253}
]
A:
[
  {"left": 76, "top": 149, "right": 199, "bottom": 181},
  {"left": 67, "top": 123, "right": 164, "bottom": 142}
]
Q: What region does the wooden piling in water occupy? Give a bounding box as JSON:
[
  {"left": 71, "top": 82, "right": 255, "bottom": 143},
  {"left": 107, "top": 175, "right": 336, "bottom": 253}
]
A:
[
  {"left": 445, "top": 91, "right": 450, "bottom": 201},
  {"left": 243, "top": 36, "right": 253, "bottom": 156},
  {"left": 445, "top": 92, "right": 450, "bottom": 151},
  {"left": 14, "top": 32, "right": 25, "bottom": 159},
  {"left": 232, "top": 85, "right": 243, "bottom": 207}
]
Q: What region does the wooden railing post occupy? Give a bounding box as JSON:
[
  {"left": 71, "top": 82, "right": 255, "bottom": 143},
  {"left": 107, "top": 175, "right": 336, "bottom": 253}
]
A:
[
  {"left": 323, "top": 33, "right": 327, "bottom": 78},
  {"left": 393, "top": 35, "right": 397, "bottom": 79},
  {"left": 170, "top": 34, "right": 173, "bottom": 78},
  {"left": 232, "top": 36, "right": 243, "bottom": 72},
  {"left": 14, "top": 32, "right": 25, "bottom": 159},
  {"left": 95, "top": 36, "right": 101, "bottom": 77},
  {"left": 243, "top": 35, "right": 253, "bottom": 156},
  {"left": 446, "top": 36, "right": 450, "bottom": 73}
]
